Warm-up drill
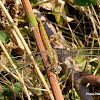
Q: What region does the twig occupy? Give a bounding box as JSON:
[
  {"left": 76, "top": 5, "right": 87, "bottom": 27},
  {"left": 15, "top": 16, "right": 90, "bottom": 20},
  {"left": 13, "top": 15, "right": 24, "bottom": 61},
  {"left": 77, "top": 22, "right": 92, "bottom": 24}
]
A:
[{"left": 21, "top": 0, "right": 64, "bottom": 100}]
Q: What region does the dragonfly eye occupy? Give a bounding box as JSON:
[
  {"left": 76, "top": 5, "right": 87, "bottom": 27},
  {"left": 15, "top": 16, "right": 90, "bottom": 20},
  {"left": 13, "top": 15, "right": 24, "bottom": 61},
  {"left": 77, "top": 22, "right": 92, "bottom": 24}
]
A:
[
  {"left": 52, "top": 67, "right": 56, "bottom": 70},
  {"left": 49, "top": 67, "right": 57, "bottom": 72},
  {"left": 57, "top": 66, "right": 62, "bottom": 72}
]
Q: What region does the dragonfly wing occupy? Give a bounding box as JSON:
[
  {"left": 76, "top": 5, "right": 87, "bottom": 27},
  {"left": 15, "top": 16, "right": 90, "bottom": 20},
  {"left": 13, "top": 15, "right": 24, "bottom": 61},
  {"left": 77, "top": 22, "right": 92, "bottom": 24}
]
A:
[
  {"left": 0, "top": 51, "right": 50, "bottom": 77},
  {"left": 55, "top": 49, "right": 100, "bottom": 57},
  {"left": 1, "top": 48, "right": 100, "bottom": 77},
  {"left": 55, "top": 49, "right": 77, "bottom": 57},
  {"left": 77, "top": 49, "right": 100, "bottom": 57}
]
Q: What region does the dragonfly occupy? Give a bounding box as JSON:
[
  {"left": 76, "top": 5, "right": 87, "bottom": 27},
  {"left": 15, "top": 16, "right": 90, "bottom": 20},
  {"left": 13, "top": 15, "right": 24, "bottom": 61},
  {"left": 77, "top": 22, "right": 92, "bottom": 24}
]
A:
[{"left": 0, "top": 48, "right": 100, "bottom": 78}]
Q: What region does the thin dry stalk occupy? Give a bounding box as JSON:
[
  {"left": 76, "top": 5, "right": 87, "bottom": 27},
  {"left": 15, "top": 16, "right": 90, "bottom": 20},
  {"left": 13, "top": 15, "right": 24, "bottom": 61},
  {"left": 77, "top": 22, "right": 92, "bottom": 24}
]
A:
[
  {"left": 9, "top": 28, "right": 24, "bottom": 50},
  {"left": 88, "top": 6, "right": 97, "bottom": 35},
  {"left": 60, "top": 6, "right": 78, "bottom": 46},
  {"left": 0, "top": 41, "right": 31, "bottom": 100},
  {"left": 88, "top": 6, "right": 100, "bottom": 47},
  {"left": 0, "top": 63, "right": 19, "bottom": 81},
  {"left": 91, "top": 5, "right": 100, "bottom": 26},
  {"left": 0, "top": 72, "right": 11, "bottom": 85},
  {"left": 11, "top": 81, "right": 16, "bottom": 100},
  {"left": 93, "top": 64, "right": 100, "bottom": 75},
  {"left": 87, "top": 60, "right": 100, "bottom": 87}
]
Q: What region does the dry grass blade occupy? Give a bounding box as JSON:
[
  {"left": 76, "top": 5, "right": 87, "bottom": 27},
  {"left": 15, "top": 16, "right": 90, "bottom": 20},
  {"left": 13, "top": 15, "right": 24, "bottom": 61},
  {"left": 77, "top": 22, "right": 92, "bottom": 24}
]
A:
[{"left": 0, "top": 63, "right": 19, "bottom": 81}]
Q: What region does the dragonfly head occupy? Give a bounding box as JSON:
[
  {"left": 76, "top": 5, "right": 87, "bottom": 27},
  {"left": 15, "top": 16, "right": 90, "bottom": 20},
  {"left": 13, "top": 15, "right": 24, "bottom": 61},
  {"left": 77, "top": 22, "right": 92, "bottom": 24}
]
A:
[{"left": 49, "top": 65, "right": 62, "bottom": 74}]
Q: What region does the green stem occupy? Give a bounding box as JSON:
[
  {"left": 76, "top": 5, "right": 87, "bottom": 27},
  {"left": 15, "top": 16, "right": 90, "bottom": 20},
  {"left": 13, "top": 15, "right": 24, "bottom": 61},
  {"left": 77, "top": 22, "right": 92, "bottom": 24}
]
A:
[{"left": 21, "top": 0, "right": 38, "bottom": 27}]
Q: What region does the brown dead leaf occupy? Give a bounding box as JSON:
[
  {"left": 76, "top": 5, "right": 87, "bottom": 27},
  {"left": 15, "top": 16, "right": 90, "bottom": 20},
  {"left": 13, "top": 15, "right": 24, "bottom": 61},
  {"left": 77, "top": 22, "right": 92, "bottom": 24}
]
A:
[
  {"left": 38, "top": 0, "right": 74, "bottom": 22},
  {"left": 38, "top": 0, "right": 56, "bottom": 10}
]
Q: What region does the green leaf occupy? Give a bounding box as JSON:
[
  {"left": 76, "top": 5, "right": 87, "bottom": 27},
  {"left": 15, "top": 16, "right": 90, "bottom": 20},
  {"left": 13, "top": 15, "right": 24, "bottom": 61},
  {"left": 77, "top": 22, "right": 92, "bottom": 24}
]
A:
[
  {"left": 14, "top": 82, "right": 21, "bottom": 89},
  {"left": 10, "top": 82, "right": 21, "bottom": 93},
  {"left": 3, "top": 89, "right": 13, "bottom": 98},
  {"left": 53, "top": 6, "right": 63, "bottom": 25},
  {"left": 90, "top": 61, "right": 98, "bottom": 67},
  {"left": 0, "top": 31, "right": 10, "bottom": 44},
  {"left": 74, "top": 0, "right": 97, "bottom": 6},
  {"left": 30, "top": 0, "right": 38, "bottom": 4},
  {"left": 75, "top": 55, "right": 86, "bottom": 69},
  {"left": 0, "top": 92, "right": 4, "bottom": 100}
]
